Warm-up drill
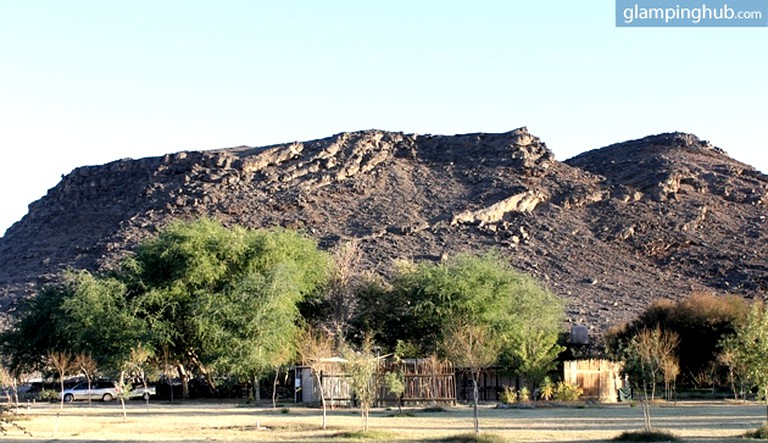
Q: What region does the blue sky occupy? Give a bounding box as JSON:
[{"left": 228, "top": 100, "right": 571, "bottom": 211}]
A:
[{"left": 1, "top": 1, "right": 766, "bottom": 235}]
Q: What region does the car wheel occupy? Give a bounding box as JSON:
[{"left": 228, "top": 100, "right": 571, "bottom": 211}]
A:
[
  {"left": 142, "top": 391, "right": 150, "bottom": 401},
  {"left": 63, "top": 393, "right": 74, "bottom": 403},
  {"left": 102, "top": 393, "right": 114, "bottom": 402}
]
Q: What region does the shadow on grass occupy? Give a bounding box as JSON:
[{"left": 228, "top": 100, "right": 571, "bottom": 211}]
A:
[
  {"left": 429, "top": 433, "right": 508, "bottom": 443},
  {"left": 612, "top": 428, "right": 681, "bottom": 441},
  {"left": 333, "top": 429, "right": 398, "bottom": 440}
]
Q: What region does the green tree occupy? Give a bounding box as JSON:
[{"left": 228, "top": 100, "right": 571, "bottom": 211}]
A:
[
  {"left": 1, "top": 219, "right": 330, "bottom": 400},
  {"left": 342, "top": 335, "right": 381, "bottom": 432},
  {"left": 721, "top": 302, "right": 768, "bottom": 424},
  {"left": 0, "top": 285, "right": 70, "bottom": 374},
  {"left": 129, "top": 220, "right": 328, "bottom": 397},
  {"left": 383, "top": 370, "right": 405, "bottom": 413},
  {"left": 357, "top": 252, "right": 564, "bottom": 382},
  {"left": 59, "top": 271, "right": 148, "bottom": 372},
  {"left": 191, "top": 264, "right": 305, "bottom": 400}
]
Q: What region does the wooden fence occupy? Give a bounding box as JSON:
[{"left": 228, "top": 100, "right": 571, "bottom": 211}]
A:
[
  {"left": 296, "top": 357, "right": 456, "bottom": 406},
  {"left": 385, "top": 357, "right": 455, "bottom": 406},
  {"left": 563, "top": 359, "right": 624, "bottom": 402}
]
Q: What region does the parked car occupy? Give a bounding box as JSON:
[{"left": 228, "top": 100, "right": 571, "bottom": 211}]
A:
[
  {"left": 128, "top": 384, "right": 156, "bottom": 400},
  {"left": 60, "top": 381, "right": 121, "bottom": 402}
]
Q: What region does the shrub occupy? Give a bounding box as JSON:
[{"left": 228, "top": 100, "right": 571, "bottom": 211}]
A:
[
  {"left": 499, "top": 385, "right": 517, "bottom": 405},
  {"left": 37, "top": 389, "right": 59, "bottom": 402},
  {"left": 553, "top": 381, "right": 583, "bottom": 401},
  {"left": 519, "top": 386, "right": 530, "bottom": 402},
  {"left": 538, "top": 376, "right": 555, "bottom": 401},
  {"left": 745, "top": 423, "right": 768, "bottom": 439}
]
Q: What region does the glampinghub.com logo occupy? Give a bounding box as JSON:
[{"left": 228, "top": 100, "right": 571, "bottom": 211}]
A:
[{"left": 616, "top": 0, "right": 767, "bottom": 26}]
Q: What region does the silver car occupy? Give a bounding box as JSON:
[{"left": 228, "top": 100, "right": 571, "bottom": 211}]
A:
[{"left": 60, "top": 381, "right": 121, "bottom": 402}]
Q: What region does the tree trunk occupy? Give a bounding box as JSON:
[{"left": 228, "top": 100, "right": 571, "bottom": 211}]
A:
[
  {"left": 59, "top": 376, "right": 65, "bottom": 410},
  {"left": 177, "top": 364, "right": 189, "bottom": 400},
  {"left": 314, "top": 371, "right": 328, "bottom": 429},
  {"left": 190, "top": 355, "right": 217, "bottom": 396},
  {"left": 641, "top": 379, "right": 652, "bottom": 432},
  {"left": 86, "top": 375, "right": 92, "bottom": 407},
  {"left": 252, "top": 375, "right": 261, "bottom": 403},
  {"left": 272, "top": 367, "right": 280, "bottom": 409},
  {"left": 472, "top": 372, "right": 480, "bottom": 434},
  {"left": 119, "top": 371, "right": 128, "bottom": 423}
]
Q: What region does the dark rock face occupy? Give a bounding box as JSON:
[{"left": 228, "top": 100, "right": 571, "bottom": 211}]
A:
[{"left": 1, "top": 128, "right": 766, "bottom": 333}]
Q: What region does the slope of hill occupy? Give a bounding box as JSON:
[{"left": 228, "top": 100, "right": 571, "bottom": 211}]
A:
[{"left": 1, "top": 128, "right": 766, "bottom": 334}]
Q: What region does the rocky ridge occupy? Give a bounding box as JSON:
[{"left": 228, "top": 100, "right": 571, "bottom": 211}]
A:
[{"left": 1, "top": 128, "right": 766, "bottom": 334}]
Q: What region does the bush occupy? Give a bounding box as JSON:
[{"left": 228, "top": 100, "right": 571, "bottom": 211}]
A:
[
  {"left": 37, "top": 389, "right": 59, "bottom": 402},
  {"left": 499, "top": 385, "right": 516, "bottom": 405},
  {"left": 538, "top": 376, "right": 555, "bottom": 401},
  {"left": 519, "top": 386, "right": 530, "bottom": 402},
  {"left": 553, "top": 381, "right": 582, "bottom": 401},
  {"left": 745, "top": 423, "right": 768, "bottom": 439}
]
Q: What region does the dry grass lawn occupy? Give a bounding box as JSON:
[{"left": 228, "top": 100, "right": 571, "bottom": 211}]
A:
[{"left": 3, "top": 399, "right": 766, "bottom": 442}]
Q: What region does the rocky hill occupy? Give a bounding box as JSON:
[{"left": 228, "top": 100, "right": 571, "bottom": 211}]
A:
[{"left": 1, "top": 128, "right": 766, "bottom": 335}]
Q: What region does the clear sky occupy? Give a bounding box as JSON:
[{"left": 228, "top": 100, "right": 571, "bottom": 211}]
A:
[{"left": 1, "top": 1, "right": 766, "bottom": 236}]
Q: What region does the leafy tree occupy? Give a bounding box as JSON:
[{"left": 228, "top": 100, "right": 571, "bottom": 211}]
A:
[
  {"left": 118, "top": 344, "right": 153, "bottom": 421},
  {"left": 720, "top": 302, "right": 768, "bottom": 424},
  {"left": 191, "top": 265, "right": 304, "bottom": 399},
  {"left": 383, "top": 370, "right": 405, "bottom": 414},
  {"left": 59, "top": 271, "right": 148, "bottom": 372},
  {"left": 442, "top": 322, "right": 501, "bottom": 434},
  {"left": 1, "top": 218, "right": 330, "bottom": 402},
  {"left": 127, "top": 220, "right": 328, "bottom": 397},
  {"left": 0, "top": 285, "right": 71, "bottom": 374},
  {"left": 342, "top": 335, "right": 381, "bottom": 432},
  {"left": 357, "top": 252, "right": 564, "bottom": 382},
  {"left": 718, "top": 336, "right": 749, "bottom": 400}
]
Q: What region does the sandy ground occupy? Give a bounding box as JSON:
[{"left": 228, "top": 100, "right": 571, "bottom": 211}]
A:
[{"left": 3, "top": 399, "right": 766, "bottom": 442}]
